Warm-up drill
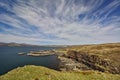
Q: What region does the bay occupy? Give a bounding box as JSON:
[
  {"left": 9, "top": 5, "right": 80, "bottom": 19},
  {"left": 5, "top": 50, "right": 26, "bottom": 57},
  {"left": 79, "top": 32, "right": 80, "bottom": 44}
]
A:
[{"left": 0, "top": 46, "right": 60, "bottom": 75}]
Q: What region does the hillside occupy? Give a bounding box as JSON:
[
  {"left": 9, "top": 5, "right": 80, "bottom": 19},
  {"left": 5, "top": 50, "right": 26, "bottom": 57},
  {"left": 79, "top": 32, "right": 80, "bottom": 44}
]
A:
[
  {"left": 0, "top": 65, "right": 120, "bottom": 80},
  {"left": 0, "top": 42, "right": 39, "bottom": 46},
  {"left": 57, "top": 43, "right": 120, "bottom": 74},
  {"left": 0, "top": 42, "right": 66, "bottom": 47},
  {"left": 61, "top": 43, "right": 120, "bottom": 65}
]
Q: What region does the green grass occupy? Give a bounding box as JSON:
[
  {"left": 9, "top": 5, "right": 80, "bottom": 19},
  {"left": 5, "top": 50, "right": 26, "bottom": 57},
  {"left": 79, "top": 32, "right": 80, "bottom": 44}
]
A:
[{"left": 0, "top": 65, "right": 120, "bottom": 80}]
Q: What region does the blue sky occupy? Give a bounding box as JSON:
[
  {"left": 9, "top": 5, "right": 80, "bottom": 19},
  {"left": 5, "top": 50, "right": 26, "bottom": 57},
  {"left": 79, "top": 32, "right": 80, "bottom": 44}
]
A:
[{"left": 0, "top": 0, "right": 120, "bottom": 45}]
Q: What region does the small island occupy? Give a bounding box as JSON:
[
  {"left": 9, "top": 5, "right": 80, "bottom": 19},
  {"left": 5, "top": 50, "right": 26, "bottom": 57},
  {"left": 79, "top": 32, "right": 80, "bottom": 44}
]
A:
[
  {"left": 27, "top": 50, "right": 56, "bottom": 56},
  {"left": 27, "top": 49, "right": 65, "bottom": 57},
  {"left": 18, "top": 52, "right": 25, "bottom": 55}
]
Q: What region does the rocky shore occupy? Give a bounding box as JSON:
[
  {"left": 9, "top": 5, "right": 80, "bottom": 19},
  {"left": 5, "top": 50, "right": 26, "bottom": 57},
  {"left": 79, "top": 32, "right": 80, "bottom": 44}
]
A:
[
  {"left": 27, "top": 50, "right": 56, "bottom": 56},
  {"left": 24, "top": 49, "right": 120, "bottom": 74},
  {"left": 58, "top": 56, "right": 91, "bottom": 71},
  {"left": 56, "top": 50, "right": 120, "bottom": 74},
  {"left": 65, "top": 50, "right": 120, "bottom": 74},
  {"left": 27, "top": 50, "right": 65, "bottom": 56},
  {"left": 26, "top": 50, "right": 90, "bottom": 71}
]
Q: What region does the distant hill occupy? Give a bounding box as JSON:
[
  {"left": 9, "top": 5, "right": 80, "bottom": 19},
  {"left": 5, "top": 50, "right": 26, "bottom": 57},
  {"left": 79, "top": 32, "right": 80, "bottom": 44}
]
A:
[
  {"left": 0, "top": 42, "right": 40, "bottom": 47},
  {"left": 0, "top": 42, "right": 67, "bottom": 47}
]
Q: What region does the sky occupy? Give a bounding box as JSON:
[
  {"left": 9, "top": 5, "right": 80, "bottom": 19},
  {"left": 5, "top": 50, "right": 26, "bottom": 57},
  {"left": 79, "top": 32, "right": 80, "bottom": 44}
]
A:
[{"left": 0, "top": 0, "right": 120, "bottom": 45}]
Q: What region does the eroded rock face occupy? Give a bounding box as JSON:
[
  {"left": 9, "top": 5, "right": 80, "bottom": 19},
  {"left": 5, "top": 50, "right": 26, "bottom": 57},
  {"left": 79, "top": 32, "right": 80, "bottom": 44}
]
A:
[
  {"left": 67, "top": 50, "right": 78, "bottom": 60},
  {"left": 66, "top": 50, "right": 120, "bottom": 74},
  {"left": 58, "top": 56, "right": 91, "bottom": 71}
]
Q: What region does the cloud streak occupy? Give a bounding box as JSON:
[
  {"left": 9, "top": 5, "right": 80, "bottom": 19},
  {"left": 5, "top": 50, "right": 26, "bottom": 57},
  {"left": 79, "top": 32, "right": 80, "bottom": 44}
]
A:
[{"left": 0, "top": 0, "right": 120, "bottom": 45}]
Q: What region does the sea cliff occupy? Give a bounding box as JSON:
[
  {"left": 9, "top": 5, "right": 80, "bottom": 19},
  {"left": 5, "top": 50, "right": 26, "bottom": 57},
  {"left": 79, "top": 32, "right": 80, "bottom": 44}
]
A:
[{"left": 57, "top": 43, "right": 120, "bottom": 74}]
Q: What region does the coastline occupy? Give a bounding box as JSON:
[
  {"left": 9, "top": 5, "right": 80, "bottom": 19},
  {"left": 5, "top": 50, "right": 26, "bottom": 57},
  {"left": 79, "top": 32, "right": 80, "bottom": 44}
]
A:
[
  {"left": 26, "top": 50, "right": 65, "bottom": 56},
  {"left": 16, "top": 42, "right": 120, "bottom": 74},
  {"left": 25, "top": 48, "right": 120, "bottom": 74},
  {"left": 25, "top": 49, "right": 91, "bottom": 72}
]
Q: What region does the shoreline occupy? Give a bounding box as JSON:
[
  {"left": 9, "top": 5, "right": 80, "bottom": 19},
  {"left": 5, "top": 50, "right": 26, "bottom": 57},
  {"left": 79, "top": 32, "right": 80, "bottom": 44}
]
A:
[
  {"left": 27, "top": 50, "right": 55, "bottom": 56},
  {"left": 25, "top": 50, "right": 91, "bottom": 72},
  {"left": 18, "top": 47, "right": 120, "bottom": 74},
  {"left": 26, "top": 50, "right": 65, "bottom": 56}
]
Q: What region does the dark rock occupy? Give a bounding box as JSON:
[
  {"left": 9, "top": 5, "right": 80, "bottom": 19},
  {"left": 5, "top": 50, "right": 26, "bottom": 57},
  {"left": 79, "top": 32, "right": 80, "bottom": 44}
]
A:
[{"left": 65, "top": 50, "right": 120, "bottom": 74}]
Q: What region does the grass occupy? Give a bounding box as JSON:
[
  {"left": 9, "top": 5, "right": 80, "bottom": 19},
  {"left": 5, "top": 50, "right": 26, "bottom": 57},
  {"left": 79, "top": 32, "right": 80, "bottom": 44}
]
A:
[
  {"left": 0, "top": 65, "right": 120, "bottom": 80},
  {"left": 58, "top": 43, "right": 120, "bottom": 65}
]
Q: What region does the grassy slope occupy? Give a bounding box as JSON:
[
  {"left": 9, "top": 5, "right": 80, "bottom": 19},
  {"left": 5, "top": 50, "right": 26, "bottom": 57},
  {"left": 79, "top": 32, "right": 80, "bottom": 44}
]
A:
[
  {"left": 59, "top": 43, "right": 120, "bottom": 65},
  {"left": 0, "top": 65, "right": 120, "bottom": 80}
]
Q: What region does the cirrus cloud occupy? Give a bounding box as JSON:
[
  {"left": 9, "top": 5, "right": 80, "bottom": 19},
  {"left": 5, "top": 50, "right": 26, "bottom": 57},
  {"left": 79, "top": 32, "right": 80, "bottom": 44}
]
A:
[{"left": 0, "top": 0, "right": 120, "bottom": 45}]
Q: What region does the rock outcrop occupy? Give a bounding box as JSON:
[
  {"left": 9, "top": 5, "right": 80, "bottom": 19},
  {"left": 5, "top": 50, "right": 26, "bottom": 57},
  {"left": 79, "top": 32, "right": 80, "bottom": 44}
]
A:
[
  {"left": 58, "top": 56, "right": 91, "bottom": 71},
  {"left": 65, "top": 50, "right": 120, "bottom": 74},
  {"left": 26, "top": 49, "right": 120, "bottom": 74}
]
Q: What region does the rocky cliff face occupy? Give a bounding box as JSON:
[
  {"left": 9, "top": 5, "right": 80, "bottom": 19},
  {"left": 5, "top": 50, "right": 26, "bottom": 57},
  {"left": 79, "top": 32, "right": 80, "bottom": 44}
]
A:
[
  {"left": 66, "top": 50, "right": 120, "bottom": 74},
  {"left": 58, "top": 56, "right": 91, "bottom": 71}
]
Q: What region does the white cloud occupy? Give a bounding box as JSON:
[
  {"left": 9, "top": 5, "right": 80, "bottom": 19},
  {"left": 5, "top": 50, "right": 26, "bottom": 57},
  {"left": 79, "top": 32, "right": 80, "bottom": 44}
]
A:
[{"left": 0, "top": 0, "right": 120, "bottom": 45}]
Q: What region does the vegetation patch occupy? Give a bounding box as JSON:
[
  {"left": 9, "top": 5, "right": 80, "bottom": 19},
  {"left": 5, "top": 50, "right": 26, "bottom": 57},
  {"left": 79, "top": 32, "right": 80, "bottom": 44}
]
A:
[{"left": 0, "top": 65, "right": 120, "bottom": 80}]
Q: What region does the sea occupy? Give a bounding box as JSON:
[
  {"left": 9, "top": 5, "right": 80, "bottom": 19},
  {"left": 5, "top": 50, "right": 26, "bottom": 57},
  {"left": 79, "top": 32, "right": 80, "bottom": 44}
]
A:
[{"left": 0, "top": 46, "right": 60, "bottom": 75}]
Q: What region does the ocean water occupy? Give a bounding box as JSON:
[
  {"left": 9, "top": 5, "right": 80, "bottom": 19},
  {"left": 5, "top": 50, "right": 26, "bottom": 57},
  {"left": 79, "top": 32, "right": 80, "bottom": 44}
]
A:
[{"left": 0, "top": 46, "right": 60, "bottom": 75}]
